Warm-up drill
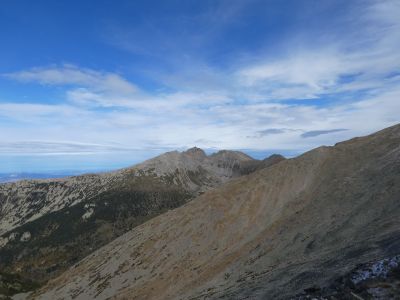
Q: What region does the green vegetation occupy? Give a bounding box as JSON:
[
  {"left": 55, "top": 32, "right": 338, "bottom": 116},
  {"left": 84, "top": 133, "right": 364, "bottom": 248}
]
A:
[{"left": 0, "top": 272, "right": 40, "bottom": 297}]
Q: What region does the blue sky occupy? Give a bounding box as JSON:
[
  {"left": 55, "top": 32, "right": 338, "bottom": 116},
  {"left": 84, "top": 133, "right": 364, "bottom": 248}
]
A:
[{"left": 0, "top": 0, "right": 399, "bottom": 173}]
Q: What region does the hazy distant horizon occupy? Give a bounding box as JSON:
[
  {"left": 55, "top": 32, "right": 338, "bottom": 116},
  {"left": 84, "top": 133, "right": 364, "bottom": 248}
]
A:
[{"left": 0, "top": 147, "right": 303, "bottom": 175}]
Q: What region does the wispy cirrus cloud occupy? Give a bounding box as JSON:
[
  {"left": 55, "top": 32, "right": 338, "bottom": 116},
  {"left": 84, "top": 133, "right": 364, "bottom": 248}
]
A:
[
  {"left": 4, "top": 0, "right": 400, "bottom": 107},
  {"left": 130, "top": 2, "right": 400, "bottom": 104},
  {"left": 234, "top": 0, "right": 400, "bottom": 102}
]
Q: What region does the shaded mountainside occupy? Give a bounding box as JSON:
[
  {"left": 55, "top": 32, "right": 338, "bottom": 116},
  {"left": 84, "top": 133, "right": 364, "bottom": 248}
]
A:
[
  {"left": 29, "top": 124, "right": 400, "bottom": 300},
  {"left": 0, "top": 174, "right": 190, "bottom": 284},
  {"left": 0, "top": 272, "right": 39, "bottom": 299},
  {"left": 0, "top": 149, "right": 283, "bottom": 291}
]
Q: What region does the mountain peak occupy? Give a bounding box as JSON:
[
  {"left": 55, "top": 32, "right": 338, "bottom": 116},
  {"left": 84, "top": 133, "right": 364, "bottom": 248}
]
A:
[
  {"left": 210, "top": 149, "right": 254, "bottom": 162},
  {"left": 184, "top": 147, "right": 206, "bottom": 159}
]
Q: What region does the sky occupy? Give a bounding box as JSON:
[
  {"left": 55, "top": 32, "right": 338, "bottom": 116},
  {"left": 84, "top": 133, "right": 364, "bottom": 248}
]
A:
[{"left": 0, "top": 0, "right": 399, "bottom": 173}]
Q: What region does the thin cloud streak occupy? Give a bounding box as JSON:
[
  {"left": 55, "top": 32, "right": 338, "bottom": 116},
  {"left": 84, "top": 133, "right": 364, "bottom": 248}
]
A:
[
  {"left": 301, "top": 129, "right": 348, "bottom": 138},
  {"left": 0, "top": 141, "right": 142, "bottom": 155}
]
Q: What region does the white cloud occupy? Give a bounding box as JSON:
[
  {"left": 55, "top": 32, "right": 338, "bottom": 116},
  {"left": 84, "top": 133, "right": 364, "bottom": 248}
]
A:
[
  {"left": 4, "top": 65, "right": 145, "bottom": 108},
  {"left": 0, "top": 87, "right": 399, "bottom": 157},
  {"left": 236, "top": 43, "right": 400, "bottom": 101},
  {"left": 238, "top": 50, "right": 341, "bottom": 90},
  {"left": 5, "top": 64, "right": 137, "bottom": 94}
]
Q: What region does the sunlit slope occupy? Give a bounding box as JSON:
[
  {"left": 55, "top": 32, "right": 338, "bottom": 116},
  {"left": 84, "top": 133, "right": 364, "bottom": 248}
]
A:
[{"left": 33, "top": 124, "right": 400, "bottom": 299}]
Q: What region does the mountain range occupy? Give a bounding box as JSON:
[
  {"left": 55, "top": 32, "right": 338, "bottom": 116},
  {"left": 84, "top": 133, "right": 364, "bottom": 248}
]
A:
[
  {"left": 0, "top": 148, "right": 284, "bottom": 296},
  {"left": 1, "top": 124, "right": 400, "bottom": 299}
]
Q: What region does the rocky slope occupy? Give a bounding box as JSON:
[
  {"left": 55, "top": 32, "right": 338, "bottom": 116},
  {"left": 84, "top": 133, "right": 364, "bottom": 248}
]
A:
[
  {"left": 295, "top": 254, "right": 400, "bottom": 299},
  {"left": 0, "top": 147, "right": 258, "bottom": 237},
  {"left": 29, "top": 124, "right": 400, "bottom": 300},
  {"left": 0, "top": 149, "right": 282, "bottom": 288},
  {"left": 0, "top": 174, "right": 120, "bottom": 237}
]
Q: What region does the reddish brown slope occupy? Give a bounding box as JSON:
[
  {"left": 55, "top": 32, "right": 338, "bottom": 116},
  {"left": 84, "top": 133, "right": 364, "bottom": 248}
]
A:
[{"left": 31, "top": 124, "right": 400, "bottom": 300}]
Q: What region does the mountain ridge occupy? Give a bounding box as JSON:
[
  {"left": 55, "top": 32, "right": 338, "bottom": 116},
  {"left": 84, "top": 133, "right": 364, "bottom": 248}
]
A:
[{"left": 28, "top": 123, "right": 400, "bottom": 299}]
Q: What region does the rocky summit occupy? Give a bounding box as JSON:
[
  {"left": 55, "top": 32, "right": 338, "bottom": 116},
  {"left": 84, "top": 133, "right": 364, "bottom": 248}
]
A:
[
  {"left": 0, "top": 149, "right": 282, "bottom": 291},
  {"left": 22, "top": 124, "right": 400, "bottom": 300}
]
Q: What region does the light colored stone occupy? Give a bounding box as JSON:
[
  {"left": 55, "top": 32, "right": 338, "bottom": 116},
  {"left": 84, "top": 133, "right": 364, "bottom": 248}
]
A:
[
  {"left": 8, "top": 232, "right": 18, "bottom": 241},
  {"left": 0, "top": 236, "right": 8, "bottom": 247},
  {"left": 82, "top": 208, "right": 94, "bottom": 220},
  {"left": 20, "top": 231, "right": 31, "bottom": 242}
]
